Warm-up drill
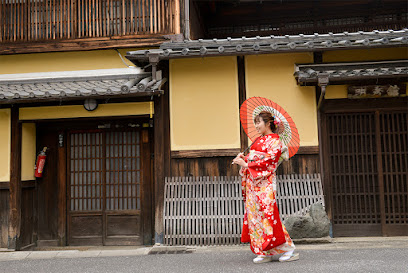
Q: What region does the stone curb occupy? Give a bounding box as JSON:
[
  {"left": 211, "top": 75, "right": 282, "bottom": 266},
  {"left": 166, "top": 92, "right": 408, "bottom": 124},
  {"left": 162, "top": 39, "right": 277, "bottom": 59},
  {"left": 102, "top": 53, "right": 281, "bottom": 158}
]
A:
[{"left": 293, "top": 237, "right": 333, "bottom": 244}]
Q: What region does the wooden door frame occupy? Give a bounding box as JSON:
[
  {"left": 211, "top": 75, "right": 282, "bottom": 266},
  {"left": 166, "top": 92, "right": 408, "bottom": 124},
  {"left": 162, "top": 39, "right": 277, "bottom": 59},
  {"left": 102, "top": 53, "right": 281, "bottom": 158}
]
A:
[
  {"left": 320, "top": 97, "right": 407, "bottom": 236},
  {"left": 35, "top": 116, "right": 155, "bottom": 246}
]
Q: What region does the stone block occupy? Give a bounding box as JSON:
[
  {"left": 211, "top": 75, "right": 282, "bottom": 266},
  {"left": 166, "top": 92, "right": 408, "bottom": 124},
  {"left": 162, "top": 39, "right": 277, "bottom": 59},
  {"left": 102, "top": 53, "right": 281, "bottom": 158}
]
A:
[{"left": 284, "top": 203, "right": 330, "bottom": 239}]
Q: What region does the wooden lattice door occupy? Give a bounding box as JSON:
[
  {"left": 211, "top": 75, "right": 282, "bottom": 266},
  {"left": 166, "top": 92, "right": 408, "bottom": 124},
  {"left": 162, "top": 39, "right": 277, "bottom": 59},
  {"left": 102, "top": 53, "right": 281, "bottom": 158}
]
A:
[
  {"left": 67, "top": 129, "right": 150, "bottom": 245},
  {"left": 378, "top": 111, "right": 408, "bottom": 235},
  {"left": 326, "top": 110, "right": 408, "bottom": 236}
]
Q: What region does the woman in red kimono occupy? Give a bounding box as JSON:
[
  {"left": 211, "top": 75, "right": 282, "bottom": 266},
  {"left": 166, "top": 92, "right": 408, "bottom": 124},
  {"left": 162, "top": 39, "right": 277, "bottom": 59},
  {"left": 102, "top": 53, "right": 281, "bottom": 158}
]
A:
[{"left": 233, "top": 111, "right": 298, "bottom": 264}]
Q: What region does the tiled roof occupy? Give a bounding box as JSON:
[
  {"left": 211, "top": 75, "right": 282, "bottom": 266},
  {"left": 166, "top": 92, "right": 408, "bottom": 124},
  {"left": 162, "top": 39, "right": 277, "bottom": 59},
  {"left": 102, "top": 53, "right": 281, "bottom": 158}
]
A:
[
  {"left": 0, "top": 68, "right": 165, "bottom": 104},
  {"left": 294, "top": 60, "right": 408, "bottom": 85},
  {"left": 126, "top": 29, "right": 408, "bottom": 62}
]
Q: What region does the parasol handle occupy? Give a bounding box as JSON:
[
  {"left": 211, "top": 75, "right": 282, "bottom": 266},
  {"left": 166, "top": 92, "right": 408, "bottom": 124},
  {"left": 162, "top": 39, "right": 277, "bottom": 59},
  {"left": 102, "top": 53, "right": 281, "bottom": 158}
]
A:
[{"left": 231, "top": 136, "right": 261, "bottom": 165}]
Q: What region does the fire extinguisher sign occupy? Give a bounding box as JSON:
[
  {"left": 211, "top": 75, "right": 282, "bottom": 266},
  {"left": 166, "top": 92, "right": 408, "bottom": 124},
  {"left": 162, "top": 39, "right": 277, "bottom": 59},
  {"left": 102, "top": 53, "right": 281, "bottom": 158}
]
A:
[{"left": 35, "top": 147, "right": 48, "bottom": 178}]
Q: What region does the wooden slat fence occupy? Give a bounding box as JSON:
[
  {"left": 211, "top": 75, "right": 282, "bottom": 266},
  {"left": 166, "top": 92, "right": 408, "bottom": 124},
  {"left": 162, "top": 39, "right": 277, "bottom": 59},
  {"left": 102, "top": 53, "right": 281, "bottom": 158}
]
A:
[
  {"left": 0, "top": 0, "right": 177, "bottom": 43},
  {"left": 164, "top": 174, "right": 324, "bottom": 246}
]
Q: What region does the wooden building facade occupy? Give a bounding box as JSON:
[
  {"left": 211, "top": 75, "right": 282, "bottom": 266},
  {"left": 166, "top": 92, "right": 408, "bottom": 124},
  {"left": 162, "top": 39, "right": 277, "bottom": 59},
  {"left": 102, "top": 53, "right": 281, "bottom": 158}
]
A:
[
  {"left": 0, "top": 0, "right": 407, "bottom": 250},
  {"left": 126, "top": 29, "right": 407, "bottom": 239}
]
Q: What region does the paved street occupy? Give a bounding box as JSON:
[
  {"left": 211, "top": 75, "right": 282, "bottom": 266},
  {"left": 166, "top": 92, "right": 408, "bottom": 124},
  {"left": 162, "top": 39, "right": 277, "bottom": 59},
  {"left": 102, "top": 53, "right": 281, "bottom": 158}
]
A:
[{"left": 1, "top": 238, "right": 407, "bottom": 273}]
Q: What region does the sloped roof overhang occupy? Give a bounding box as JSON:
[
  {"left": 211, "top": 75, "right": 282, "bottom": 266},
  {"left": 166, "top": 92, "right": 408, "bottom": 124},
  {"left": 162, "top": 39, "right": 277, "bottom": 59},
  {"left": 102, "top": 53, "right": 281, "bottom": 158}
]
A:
[
  {"left": 294, "top": 60, "right": 408, "bottom": 86},
  {"left": 126, "top": 29, "right": 408, "bottom": 63},
  {"left": 0, "top": 68, "right": 166, "bottom": 105}
]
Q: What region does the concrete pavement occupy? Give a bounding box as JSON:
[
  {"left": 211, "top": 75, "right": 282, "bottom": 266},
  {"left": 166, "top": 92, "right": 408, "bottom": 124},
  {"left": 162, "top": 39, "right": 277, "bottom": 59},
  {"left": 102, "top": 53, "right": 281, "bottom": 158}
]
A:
[
  {"left": 1, "top": 236, "right": 408, "bottom": 261},
  {"left": 0, "top": 237, "right": 408, "bottom": 273},
  {"left": 0, "top": 237, "right": 407, "bottom": 273},
  {"left": 0, "top": 236, "right": 408, "bottom": 261}
]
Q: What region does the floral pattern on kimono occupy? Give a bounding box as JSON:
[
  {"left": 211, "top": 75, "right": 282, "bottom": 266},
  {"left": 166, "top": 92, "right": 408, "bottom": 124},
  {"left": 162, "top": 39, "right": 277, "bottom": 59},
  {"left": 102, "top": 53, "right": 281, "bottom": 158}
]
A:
[{"left": 240, "top": 133, "right": 295, "bottom": 256}]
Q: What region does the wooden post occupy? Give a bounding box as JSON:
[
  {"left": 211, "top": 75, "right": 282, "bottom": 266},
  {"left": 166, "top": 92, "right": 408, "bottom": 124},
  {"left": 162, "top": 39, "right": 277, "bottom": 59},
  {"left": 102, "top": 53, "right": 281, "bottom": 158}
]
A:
[
  {"left": 57, "top": 131, "right": 67, "bottom": 246},
  {"left": 8, "top": 106, "right": 22, "bottom": 250},
  {"left": 153, "top": 64, "right": 170, "bottom": 244},
  {"left": 237, "top": 56, "right": 248, "bottom": 152},
  {"left": 375, "top": 111, "right": 387, "bottom": 236},
  {"left": 153, "top": 95, "right": 165, "bottom": 244}
]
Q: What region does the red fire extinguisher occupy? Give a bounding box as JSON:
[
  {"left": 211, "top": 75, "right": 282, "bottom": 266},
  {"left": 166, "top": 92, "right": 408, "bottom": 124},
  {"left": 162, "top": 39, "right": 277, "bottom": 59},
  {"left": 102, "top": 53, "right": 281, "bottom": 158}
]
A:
[{"left": 35, "top": 147, "right": 48, "bottom": 178}]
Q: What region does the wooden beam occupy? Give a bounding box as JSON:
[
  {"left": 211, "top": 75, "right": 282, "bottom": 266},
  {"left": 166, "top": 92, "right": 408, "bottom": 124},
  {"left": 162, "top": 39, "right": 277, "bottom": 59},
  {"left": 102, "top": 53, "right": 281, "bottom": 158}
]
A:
[
  {"left": 297, "top": 146, "right": 319, "bottom": 155},
  {"left": 0, "top": 91, "right": 164, "bottom": 106},
  {"left": 171, "top": 146, "right": 319, "bottom": 159},
  {"left": 8, "top": 106, "right": 22, "bottom": 250},
  {"left": 171, "top": 149, "right": 241, "bottom": 159},
  {"left": 0, "top": 181, "right": 35, "bottom": 190},
  {"left": 321, "top": 97, "right": 407, "bottom": 113},
  {"left": 0, "top": 36, "right": 166, "bottom": 55}
]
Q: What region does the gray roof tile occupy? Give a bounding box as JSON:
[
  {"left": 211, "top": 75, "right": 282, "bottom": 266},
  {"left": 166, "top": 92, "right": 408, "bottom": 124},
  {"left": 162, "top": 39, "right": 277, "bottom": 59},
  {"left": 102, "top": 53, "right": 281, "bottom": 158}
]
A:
[
  {"left": 294, "top": 60, "right": 408, "bottom": 85},
  {"left": 127, "top": 29, "right": 408, "bottom": 62},
  {"left": 0, "top": 72, "right": 166, "bottom": 104}
]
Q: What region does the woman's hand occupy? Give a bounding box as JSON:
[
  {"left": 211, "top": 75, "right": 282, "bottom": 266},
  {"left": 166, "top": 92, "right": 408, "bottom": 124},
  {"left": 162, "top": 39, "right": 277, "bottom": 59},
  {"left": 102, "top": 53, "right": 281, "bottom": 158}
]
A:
[{"left": 232, "top": 156, "right": 248, "bottom": 168}]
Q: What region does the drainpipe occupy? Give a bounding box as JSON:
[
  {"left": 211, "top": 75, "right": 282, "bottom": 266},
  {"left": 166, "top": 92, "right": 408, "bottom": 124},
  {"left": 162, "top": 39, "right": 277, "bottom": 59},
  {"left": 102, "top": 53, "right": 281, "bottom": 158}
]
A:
[
  {"left": 317, "top": 73, "right": 329, "bottom": 110},
  {"left": 148, "top": 53, "right": 160, "bottom": 81},
  {"left": 316, "top": 72, "right": 330, "bottom": 228}
]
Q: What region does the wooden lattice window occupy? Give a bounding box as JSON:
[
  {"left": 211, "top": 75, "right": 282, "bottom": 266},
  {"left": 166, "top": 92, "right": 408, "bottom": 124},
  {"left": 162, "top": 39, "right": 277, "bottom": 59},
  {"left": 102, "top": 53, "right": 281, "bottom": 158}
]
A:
[
  {"left": 0, "top": 0, "right": 177, "bottom": 42},
  {"left": 69, "top": 130, "right": 141, "bottom": 212}
]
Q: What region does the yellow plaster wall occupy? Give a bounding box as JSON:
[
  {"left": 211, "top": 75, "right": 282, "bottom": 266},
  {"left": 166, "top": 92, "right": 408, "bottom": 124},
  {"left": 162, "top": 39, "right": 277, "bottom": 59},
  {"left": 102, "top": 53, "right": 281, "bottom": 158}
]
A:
[
  {"left": 323, "top": 47, "right": 408, "bottom": 99},
  {"left": 21, "top": 123, "right": 36, "bottom": 181},
  {"left": 325, "top": 85, "right": 348, "bottom": 99},
  {"left": 246, "top": 53, "right": 318, "bottom": 147},
  {"left": 0, "top": 48, "right": 141, "bottom": 74},
  {"left": 0, "top": 109, "right": 10, "bottom": 182},
  {"left": 19, "top": 102, "right": 152, "bottom": 120},
  {"left": 170, "top": 56, "right": 240, "bottom": 150},
  {"left": 323, "top": 47, "right": 408, "bottom": 63}
]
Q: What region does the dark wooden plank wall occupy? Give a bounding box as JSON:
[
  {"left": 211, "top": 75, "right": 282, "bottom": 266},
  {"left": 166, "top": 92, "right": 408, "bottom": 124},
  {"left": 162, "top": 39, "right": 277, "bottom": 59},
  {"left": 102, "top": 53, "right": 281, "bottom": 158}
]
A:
[
  {"left": 20, "top": 186, "right": 36, "bottom": 249},
  {"left": 170, "top": 152, "right": 319, "bottom": 177},
  {"left": 0, "top": 189, "right": 9, "bottom": 248},
  {"left": 36, "top": 127, "right": 60, "bottom": 243}
]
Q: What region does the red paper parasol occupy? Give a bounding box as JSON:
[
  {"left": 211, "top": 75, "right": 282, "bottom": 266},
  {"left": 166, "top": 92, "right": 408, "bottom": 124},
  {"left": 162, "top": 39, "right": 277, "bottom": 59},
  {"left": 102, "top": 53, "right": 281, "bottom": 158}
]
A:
[{"left": 240, "top": 97, "right": 300, "bottom": 158}]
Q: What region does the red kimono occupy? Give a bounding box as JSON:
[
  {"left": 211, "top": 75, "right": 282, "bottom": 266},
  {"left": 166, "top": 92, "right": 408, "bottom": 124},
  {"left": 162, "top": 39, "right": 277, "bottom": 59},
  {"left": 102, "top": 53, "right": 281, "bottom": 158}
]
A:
[{"left": 240, "top": 133, "right": 295, "bottom": 256}]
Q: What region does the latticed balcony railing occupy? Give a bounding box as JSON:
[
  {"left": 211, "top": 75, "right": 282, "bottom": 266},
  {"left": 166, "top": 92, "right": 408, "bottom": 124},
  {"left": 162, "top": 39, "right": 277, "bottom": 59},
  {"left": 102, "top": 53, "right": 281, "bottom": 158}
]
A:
[{"left": 0, "top": 0, "right": 178, "bottom": 43}]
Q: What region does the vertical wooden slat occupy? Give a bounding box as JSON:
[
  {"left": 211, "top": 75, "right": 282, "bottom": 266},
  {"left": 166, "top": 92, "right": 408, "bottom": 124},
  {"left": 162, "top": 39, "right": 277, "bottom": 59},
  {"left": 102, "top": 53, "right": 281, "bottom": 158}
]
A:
[
  {"left": 168, "top": 177, "right": 174, "bottom": 245},
  {"left": 0, "top": 2, "right": 3, "bottom": 43},
  {"left": 360, "top": 115, "right": 368, "bottom": 223},
  {"left": 375, "top": 111, "right": 387, "bottom": 235},
  {"left": 157, "top": 0, "right": 161, "bottom": 33},
  {"left": 58, "top": 0, "right": 61, "bottom": 39},
  {"left": 390, "top": 113, "right": 400, "bottom": 224},
  {"left": 142, "top": 0, "right": 145, "bottom": 32},
  {"left": 149, "top": 0, "right": 153, "bottom": 33},
  {"left": 87, "top": 0, "right": 91, "bottom": 37},
  {"left": 395, "top": 113, "right": 403, "bottom": 223},
  {"left": 17, "top": 0, "right": 20, "bottom": 40},
  {"left": 353, "top": 116, "right": 360, "bottom": 223},
  {"left": 400, "top": 113, "right": 408, "bottom": 223},
  {"left": 383, "top": 113, "right": 392, "bottom": 224}
]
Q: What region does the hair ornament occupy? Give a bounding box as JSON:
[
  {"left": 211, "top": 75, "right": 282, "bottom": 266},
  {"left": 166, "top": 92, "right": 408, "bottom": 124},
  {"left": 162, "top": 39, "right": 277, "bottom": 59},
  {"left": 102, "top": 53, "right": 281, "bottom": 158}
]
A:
[{"left": 274, "top": 116, "right": 281, "bottom": 126}]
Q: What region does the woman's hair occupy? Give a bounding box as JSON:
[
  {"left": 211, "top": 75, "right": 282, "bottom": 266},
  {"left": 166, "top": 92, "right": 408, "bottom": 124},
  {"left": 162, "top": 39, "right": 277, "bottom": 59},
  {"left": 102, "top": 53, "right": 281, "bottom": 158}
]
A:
[{"left": 254, "top": 111, "right": 277, "bottom": 132}]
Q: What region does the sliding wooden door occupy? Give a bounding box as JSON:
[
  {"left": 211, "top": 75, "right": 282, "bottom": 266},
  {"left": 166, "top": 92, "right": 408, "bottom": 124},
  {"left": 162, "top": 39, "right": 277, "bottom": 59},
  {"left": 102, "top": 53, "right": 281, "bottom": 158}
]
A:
[{"left": 67, "top": 128, "right": 151, "bottom": 245}]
